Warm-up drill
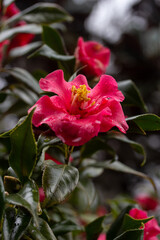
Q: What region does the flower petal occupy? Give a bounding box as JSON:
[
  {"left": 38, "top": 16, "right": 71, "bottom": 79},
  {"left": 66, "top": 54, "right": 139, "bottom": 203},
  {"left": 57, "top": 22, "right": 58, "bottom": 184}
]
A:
[
  {"left": 52, "top": 115, "right": 101, "bottom": 146},
  {"left": 89, "top": 75, "right": 124, "bottom": 102},
  {"left": 40, "top": 69, "right": 71, "bottom": 100},
  {"left": 28, "top": 95, "right": 66, "bottom": 127},
  {"left": 70, "top": 74, "right": 91, "bottom": 90},
  {"left": 100, "top": 99, "right": 128, "bottom": 133}
]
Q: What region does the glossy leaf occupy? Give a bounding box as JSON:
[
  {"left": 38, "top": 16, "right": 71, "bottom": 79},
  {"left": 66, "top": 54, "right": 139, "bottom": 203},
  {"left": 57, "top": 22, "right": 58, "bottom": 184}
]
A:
[
  {"left": 106, "top": 132, "right": 146, "bottom": 166},
  {"left": 80, "top": 159, "right": 104, "bottom": 178},
  {"left": 85, "top": 216, "right": 106, "bottom": 240},
  {"left": 42, "top": 160, "right": 79, "bottom": 207},
  {"left": 10, "top": 84, "right": 38, "bottom": 106},
  {"left": 4, "top": 176, "right": 21, "bottom": 194},
  {"left": 118, "top": 80, "right": 147, "bottom": 111},
  {"left": 42, "top": 26, "right": 65, "bottom": 54},
  {"left": 3, "top": 207, "right": 31, "bottom": 240},
  {"left": 89, "top": 160, "right": 156, "bottom": 193},
  {"left": 6, "top": 180, "right": 39, "bottom": 225},
  {"left": 9, "top": 109, "right": 37, "bottom": 183},
  {"left": 120, "top": 213, "right": 152, "bottom": 233},
  {"left": 28, "top": 225, "right": 48, "bottom": 240},
  {"left": 114, "top": 229, "right": 144, "bottom": 240},
  {"left": 52, "top": 219, "right": 84, "bottom": 236},
  {"left": 38, "top": 218, "right": 57, "bottom": 240},
  {"left": 0, "top": 24, "right": 42, "bottom": 42},
  {"left": 5, "top": 67, "right": 41, "bottom": 94},
  {"left": 9, "top": 41, "right": 42, "bottom": 58},
  {"left": 70, "top": 178, "right": 98, "bottom": 212},
  {"left": 81, "top": 137, "right": 117, "bottom": 160},
  {"left": 107, "top": 206, "right": 132, "bottom": 240},
  {"left": 29, "top": 44, "right": 74, "bottom": 61},
  {"left": 5, "top": 3, "right": 73, "bottom": 26},
  {"left": 126, "top": 114, "right": 160, "bottom": 134},
  {"left": 0, "top": 176, "right": 5, "bottom": 223},
  {"left": 22, "top": 3, "right": 73, "bottom": 24}
]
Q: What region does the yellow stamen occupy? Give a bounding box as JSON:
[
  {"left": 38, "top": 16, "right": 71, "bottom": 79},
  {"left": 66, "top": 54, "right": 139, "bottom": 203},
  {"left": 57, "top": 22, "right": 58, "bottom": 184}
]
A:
[{"left": 71, "top": 84, "right": 91, "bottom": 102}]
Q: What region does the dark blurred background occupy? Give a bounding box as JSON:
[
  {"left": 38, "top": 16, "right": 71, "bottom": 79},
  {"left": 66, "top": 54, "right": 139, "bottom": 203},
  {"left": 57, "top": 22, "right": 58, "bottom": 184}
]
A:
[{"left": 4, "top": 0, "right": 160, "bottom": 200}]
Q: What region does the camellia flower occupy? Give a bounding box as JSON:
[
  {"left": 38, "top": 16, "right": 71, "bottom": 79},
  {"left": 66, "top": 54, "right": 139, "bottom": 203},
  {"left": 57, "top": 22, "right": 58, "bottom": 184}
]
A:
[
  {"left": 29, "top": 69, "right": 128, "bottom": 146},
  {"left": 135, "top": 194, "right": 159, "bottom": 211},
  {"left": 74, "top": 37, "right": 110, "bottom": 77},
  {"left": 129, "top": 208, "right": 160, "bottom": 240},
  {"left": 0, "top": 3, "right": 34, "bottom": 62}
]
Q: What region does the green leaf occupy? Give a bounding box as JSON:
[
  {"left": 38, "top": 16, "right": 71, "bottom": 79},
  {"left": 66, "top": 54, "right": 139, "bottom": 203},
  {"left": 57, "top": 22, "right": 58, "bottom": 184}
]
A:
[
  {"left": 0, "top": 116, "right": 27, "bottom": 139},
  {"left": 107, "top": 206, "right": 132, "bottom": 240},
  {"left": 5, "top": 3, "right": 73, "bottom": 26},
  {"left": 9, "top": 41, "right": 42, "bottom": 58},
  {"left": 2, "top": 207, "right": 31, "bottom": 240},
  {"left": 6, "top": 180, "right": 39, "bottom": 225},
  {"left": 118, "top": 80, "right": 147, "bottom": 111},
  {"left": 4, "top": 176, "right": 21, "bottom": 194},
  {"left": 107, "top": 132, "right": 146, "bottom": 166},
  {"left": 114, "top": 229, "right": 144, "bottom": 240},
  {"left": 28, "top": 225, "right": 48, "bottom": 240},
  {"left": 85, "top": 216, "right": 106, "bottom": 240},
  {"left": 42, "top": 26, "right": 65, "bottom": 54},
  {"left": 81, "top": 137, "right": 117, "bottom": 160},
  {"left": 38, "top": 218, "right": 57, "bottom": 240},
  {"left": 29, "top": 44, "right": 75, "bottom": 61},
  {"left": 0, "top": 91, "right": 8, "bottom": 103},
  {"left": 70, "top": 178, "right": 98, "bottom": 212},
  {"left": 42, "top": 161, "right": 79, "bottom": 207},
  {"left": 0, "top": 24, "right": 42, "bottom": 42},
  {"left": 89, "top": 160, "right": 157, "bottom": 193},
  {"left": 52, "top": 220, "right": 84, "bottom": 236},
  {"left": 120, "top": 214, "right": 152, "bottom": 233},
  {"left": 127, "top": 114, "right": 160, "bottom": 133},
  {"left": 0, "top": 176, "right": 5, "bottom": 223},
  {"left": 4, "top": 67, "right": 41, "bottom": 94},
  {"left": 9, "top": 109, "right": 37, "bottom": 183}
]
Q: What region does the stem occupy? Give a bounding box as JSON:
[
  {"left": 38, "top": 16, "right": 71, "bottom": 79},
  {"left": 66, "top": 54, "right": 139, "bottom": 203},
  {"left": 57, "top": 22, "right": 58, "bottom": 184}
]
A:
[{"left": 64, "top": 145, "right": 74, "bottom": 165}]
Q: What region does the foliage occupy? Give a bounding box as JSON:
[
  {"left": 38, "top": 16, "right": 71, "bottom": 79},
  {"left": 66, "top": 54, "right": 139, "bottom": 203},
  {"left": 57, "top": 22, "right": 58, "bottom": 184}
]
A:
[{"left": 0, "top": 1, "right": 160, "bottom": 240}]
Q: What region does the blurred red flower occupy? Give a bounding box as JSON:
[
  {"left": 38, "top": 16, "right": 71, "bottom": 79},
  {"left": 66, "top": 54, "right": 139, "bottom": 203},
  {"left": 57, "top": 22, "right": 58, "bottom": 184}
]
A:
[
  {"left": 0, "top": 3, "right": 34, "bottom": 62},
  {"left": 75, "top": 37, "right": 110, "bottom": 77},
  {"left": 136, "top": 194, "right": 159, "bottom": 211}
]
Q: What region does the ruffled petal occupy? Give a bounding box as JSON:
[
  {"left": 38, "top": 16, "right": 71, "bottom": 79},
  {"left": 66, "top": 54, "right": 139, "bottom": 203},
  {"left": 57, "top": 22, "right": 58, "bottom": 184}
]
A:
[
  {"left": 89, "top": 75, "right": 124, "bottom": 102},
  {"left": 100, "top": 99, "right": 128, "bottom": 133},
  {"left": 28, "top": 95, "right": 67, "bottom": 127},
  {"left": 70, "top": 74, "right": 91, "bottom": 90},
  {"left": 52, "top": 115, "right": 102, "bottom": 146},
  {"left": 40, "top": 70, "right": 71, "bottom": 101}
]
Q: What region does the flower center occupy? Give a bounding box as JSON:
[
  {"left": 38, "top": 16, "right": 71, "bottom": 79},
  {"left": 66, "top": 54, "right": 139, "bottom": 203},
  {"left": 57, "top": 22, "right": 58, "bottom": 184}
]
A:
[
  {"left": 94, "top": 43, "right": 102, "bottom": 51},
  {"left": 70, "top": 84, "right": 95, "bottom": 115},
  {"left": 71, "top": 84, "right": 91, "bottom": 102}
]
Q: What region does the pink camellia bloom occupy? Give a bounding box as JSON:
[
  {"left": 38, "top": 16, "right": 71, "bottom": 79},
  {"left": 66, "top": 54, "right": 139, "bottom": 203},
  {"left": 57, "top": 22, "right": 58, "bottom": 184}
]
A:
[
  {"left": 135, "top": 194, "right": 159, "bottom": 211},
  {"left": 74, "top": 37, "right": 110, "bottom": 77},
  {"left": 0, "top": 3, "right": 34, "bottom": 59},
  {"left": 29, "top": 69, "right": 128, "bottom": 146},
  {"left": 129, "top": 208, "right": 160, "bottom": 240},
  {"left": 98, "top": 233, "right": 106, "bottom": 240}
]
